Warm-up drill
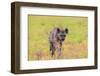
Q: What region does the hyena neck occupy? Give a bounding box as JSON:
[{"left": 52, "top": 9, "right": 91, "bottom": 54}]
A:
[{"left": 56, "top": 38, "right": 62, "bottom": 44}]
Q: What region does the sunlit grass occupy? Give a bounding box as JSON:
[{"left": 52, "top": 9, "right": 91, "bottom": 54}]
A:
[{"left": 28, "top": 15, "right": 88, "bottom": 60}]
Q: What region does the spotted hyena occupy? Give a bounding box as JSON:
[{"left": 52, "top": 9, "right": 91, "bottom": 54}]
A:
[{"left": 49, "top": 27, "right": 68, "bottom": 59}]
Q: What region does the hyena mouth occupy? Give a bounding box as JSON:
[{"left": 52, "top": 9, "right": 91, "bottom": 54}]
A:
[{"left": 61, "top": 39, "right": 65, "bottom": 41}]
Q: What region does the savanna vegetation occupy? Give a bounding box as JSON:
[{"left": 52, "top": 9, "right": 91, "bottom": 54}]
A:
[{"left": 28, "top": 15, "right": 88, "bottom": 60}]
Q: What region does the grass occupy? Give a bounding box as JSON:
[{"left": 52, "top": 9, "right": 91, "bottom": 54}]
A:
[{"left": 28, "top": 15, "right": 88, "bottom": 60}]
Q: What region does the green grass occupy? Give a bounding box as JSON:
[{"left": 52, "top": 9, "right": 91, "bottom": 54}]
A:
[{"left": 28, "top": 15, "right": 88, "bottom": 60}]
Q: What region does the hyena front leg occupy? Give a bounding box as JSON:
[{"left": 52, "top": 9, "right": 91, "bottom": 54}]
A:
[
  {"left": 57, "top": 47, "right": 62, "bottom": 59},
  {"left": 51, "top": 49, "right": 55, "bottom": 58},
  {"left": 57, "top": 43, "right": 62, "bottom": 59},
  {"left": 50, "top": 43, "right": 55, "bottom": 58}
]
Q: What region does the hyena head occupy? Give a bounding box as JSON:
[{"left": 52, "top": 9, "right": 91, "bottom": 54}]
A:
[{"left": 56, "top": 27, "right": 68, "bottom": 42}]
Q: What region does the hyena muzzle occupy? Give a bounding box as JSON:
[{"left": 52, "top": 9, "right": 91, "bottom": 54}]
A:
[{"left": 49, "top": 27, "right": 68, "bottom": 59}]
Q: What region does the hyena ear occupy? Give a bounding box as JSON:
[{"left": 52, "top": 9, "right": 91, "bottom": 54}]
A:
[
  {"left": 57, "top": 28, "right": 60, "bottom": 33},
  {"left": 65, "top": 28, "right": 68, "bottom": 33}
]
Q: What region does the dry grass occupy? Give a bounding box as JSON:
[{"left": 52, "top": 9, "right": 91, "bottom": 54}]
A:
[{"left": 28, "top": 41, "right": 88, "bottom": 60}]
